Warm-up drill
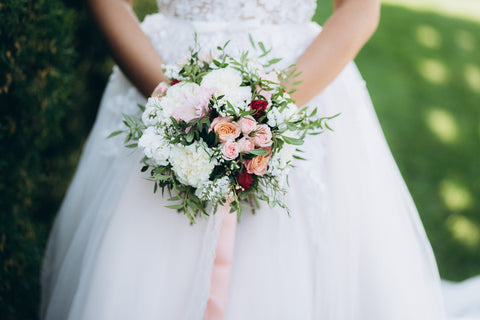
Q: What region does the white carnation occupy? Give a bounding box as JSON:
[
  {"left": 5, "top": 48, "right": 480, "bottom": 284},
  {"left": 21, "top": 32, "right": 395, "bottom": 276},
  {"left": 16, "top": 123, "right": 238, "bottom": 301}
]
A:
[
  {"left": 201, "top": 68, "right": 252, "bottom": 111},
  {"left": 138, "top": 127, "right": 171, "bottom": 166},
  {"left": 169, "top": 141, "right": 217, "bottom": 188}
]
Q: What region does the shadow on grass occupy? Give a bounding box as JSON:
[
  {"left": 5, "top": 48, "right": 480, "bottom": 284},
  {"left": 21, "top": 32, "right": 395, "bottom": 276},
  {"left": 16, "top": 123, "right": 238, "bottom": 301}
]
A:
[{"left": 356, "top": 4, "right": 480, "bottom": 281}]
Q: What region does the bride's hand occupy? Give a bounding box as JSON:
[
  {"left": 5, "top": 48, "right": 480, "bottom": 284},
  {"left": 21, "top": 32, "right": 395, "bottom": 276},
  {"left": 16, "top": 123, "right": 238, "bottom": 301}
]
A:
[
  {"left": 290, "top": 0, "right": 381, "bottom": 106},
  {"left": 87, "top": 0, "right": 168, "bottom": 97}
]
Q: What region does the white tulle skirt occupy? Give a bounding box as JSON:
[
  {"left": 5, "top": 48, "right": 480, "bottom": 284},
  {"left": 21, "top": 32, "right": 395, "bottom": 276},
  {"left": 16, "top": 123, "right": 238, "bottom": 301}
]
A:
[{"left": 40, "top": 13, "right": 480, "bottom": 320}]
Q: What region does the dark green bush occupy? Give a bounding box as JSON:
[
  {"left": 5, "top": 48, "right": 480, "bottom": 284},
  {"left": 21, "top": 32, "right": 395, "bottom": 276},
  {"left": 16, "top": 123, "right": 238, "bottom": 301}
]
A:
[{"left": 0, "top": 1, "right": 110, "bottom": 319}]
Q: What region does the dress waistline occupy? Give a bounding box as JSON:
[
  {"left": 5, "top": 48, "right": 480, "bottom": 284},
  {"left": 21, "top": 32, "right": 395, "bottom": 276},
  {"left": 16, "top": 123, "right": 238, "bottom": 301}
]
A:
[{"left": 149, "top": 12, "right": 319, "bottom": 33}]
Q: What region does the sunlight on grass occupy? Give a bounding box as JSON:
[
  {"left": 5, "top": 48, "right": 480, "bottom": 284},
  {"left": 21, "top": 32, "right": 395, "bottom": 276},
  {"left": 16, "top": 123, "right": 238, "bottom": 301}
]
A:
[
  {"left": 419, "top": 59, "right": 448, "bottom": 84},
  {"left": 425, "top": 108, "right": 459, "bottom": 144},
  {"left": 440, "top": 179, "right": 473, "bottom": 211},
  {"left": 464, "top": 64, "right": 480, "bottom": 93},
  {"left": 416, "top": 25, "right": 442, "bottom": 49},
  {"left": 381, "top": 0, "right": 480, "bottom": 22},
  {"left": 455, "top": 30, "right": 476, "bottom": 53},
  {"left": 446, "top": 214, "right": 480, "bottom": 248}
]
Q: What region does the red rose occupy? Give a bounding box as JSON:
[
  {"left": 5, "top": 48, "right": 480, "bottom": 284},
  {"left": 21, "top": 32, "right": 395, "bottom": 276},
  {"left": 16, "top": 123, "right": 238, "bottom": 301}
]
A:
[
  {"left": 250, "top": 100, "right": 268, "bottom": 118},
  {"left": 171, "top": 79, "right": 180, "bottom": 86},
  {"left": 237, "top": 169, "right": 253, "bottom": 190}
]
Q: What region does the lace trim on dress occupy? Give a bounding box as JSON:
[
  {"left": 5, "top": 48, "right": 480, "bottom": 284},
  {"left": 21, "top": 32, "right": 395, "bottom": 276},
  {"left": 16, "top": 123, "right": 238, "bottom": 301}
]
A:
[{"left": 157, "top": 0, "right": 316, "bottom": 24}]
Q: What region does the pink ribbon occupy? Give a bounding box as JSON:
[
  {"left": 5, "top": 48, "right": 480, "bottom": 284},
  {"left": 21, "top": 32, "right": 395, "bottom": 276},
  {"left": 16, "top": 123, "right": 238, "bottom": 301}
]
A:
[{"left": 204, "top": 206, "right": 238, "bottom": 320}]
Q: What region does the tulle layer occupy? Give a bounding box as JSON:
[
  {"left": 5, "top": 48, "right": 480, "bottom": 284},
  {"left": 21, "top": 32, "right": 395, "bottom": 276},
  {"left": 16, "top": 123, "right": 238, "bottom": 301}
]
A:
[{"left": 41, "top": 13, "right": 479, "bottom": 320}]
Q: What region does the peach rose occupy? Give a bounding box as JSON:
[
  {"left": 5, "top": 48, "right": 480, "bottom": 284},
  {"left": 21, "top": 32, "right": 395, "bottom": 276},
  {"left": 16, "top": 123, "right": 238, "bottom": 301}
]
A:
[
  {"left": 245, "top": 148, "right": 271, "bottom": 176},
  {"left": 253, "top": 124, "right": 273, "bottom": 147},
  {"left": 237, "top": 137, "right": 255, "bottom": 152},
  {"left": 237, "top": 116, "right": 257, "bottom": 135},
  {"left": 211, "top": 116, "right": 241, "bottom": 143},
  {"left": 221, "top": 140, "right": 240, "bottom": 160}
]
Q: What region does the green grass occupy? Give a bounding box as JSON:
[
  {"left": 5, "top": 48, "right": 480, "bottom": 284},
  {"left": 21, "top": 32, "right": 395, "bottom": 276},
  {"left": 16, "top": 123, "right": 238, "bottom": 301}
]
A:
[
  {"left": 136, "top": 1, "right": 480, "bottom": 281},
  {"left": 356, "top": 4, "right": 480, "bottom": 280},
  {"left": 382, "top": 0, "right": 480, "bottom": 22}
]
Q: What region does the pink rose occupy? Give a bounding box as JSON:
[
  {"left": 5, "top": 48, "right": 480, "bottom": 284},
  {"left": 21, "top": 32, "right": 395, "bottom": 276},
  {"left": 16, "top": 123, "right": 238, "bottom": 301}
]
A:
[
  {"left": 237, "top": 137, "right": 255, "bottom": 152},
  {"left": 237, "top": 116, "right": 257, "bottom": 135},
  {"left": 211, "top": 116, "right": 241, "bottom": 143},
  {"left": 221, "top": 140, "right": 240, "bottom": 160},
  {"left": 244, "top": 147, "right": 271, "bottom": 176},
  {"left": 151, "top": 81, "right": 168, "bottom": 98},
  {"left": 253, "top": 124, "right": 273, "bottom": 147}
]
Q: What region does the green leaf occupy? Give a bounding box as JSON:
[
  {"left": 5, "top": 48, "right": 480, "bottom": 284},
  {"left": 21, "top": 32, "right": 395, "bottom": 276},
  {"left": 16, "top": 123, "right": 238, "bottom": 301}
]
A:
[
  {"left": 107, "top": 130, "right": 123, "bottom": 139},
  {"left": 165, "top": 204, "right": 184, "bottom": 210},
  {"left": 248, "top": 34, "right": 256, "bottom": 49},
  {"left": 248, "top": 148, "right": 268, "bottom": 156},
  {"left": 293, "top": 155, "right": 307, "bottom": 160},
  {"left": 168, "top": 195, "right": 183, "bottom": 201},
  {"left": 154, "top": 174, "right": 171, "bottom": 181},
  {"left": 258, "top": 41, "right": 266, "bottom": 52},
  {"left": 125, "top": 143, "right": 138, "bottom": 148},
  {"left": 268, "top": 58, "right": 282, "bottom": 65},
  {"left": 282, "top": 136, "right": 304, "bottom": 145}
]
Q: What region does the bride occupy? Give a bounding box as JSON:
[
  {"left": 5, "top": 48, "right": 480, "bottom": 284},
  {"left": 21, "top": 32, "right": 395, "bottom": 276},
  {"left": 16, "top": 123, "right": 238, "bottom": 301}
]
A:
[{"left": 40, "top": 0, "right": 480, "bottom": 319}]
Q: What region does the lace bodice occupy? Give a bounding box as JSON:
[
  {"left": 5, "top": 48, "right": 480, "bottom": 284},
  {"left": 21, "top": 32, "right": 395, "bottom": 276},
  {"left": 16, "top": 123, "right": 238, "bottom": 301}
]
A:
[{"left": 157, "top": 0, "right": 317, "bottom": 24}]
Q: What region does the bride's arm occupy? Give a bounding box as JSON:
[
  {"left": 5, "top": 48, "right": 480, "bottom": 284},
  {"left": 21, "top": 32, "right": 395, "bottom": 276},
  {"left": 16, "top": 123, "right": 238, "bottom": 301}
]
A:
[
  {"left": 87, "top": 0, "right": 167, "bottom": 97},
  {"left": 290, "top": 0, "right": 381, "bottom": 106}
]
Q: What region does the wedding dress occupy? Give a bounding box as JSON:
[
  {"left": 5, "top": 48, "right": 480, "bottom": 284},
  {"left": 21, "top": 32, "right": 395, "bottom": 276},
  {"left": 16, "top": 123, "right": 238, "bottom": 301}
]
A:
[{"left": 40, "top": 0, "right": 480, "bottom": 319}]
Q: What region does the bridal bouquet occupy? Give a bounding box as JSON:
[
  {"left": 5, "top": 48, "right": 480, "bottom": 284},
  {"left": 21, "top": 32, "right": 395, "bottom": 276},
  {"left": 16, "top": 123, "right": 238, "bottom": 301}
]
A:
[{"left": 111, "top": 38, "right": 336, "bottom": 224}]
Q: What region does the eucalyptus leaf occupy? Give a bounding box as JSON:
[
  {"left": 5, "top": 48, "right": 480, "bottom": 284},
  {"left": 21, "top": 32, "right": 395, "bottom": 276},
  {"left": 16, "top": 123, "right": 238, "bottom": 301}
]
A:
[
  {"left": 248, "top": 148, "right": 268, "bottom": 156},
  {"left": 282, "top": 136, "right": 304, "bottom": 145},
  {"left": 107, "top": 130, "right": 123, "bottom": 139},
  {"left": 165, "top": 204, "right": 184, "bottom": 210}
]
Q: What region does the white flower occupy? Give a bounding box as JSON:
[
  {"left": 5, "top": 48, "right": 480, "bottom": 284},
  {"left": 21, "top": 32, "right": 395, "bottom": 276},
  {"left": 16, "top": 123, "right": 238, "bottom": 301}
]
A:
[
  {"left": 201, "top": 68, "right": 252, "bottom": 110},
  {"left": 138, "top": 127, "right": 171, "bottom": 166},
  {"left": 142, "top": 97, "right": 164, "bottom": 126},
  {"left": 169, "top": 140, "right": 217, "bottom": 188},
  {"left": 159, "top": 82, "right": 200, "bottom": 123},
  {"left": 267, "top": 107, "right": 284, "bottom": 128},
  {"left": 162, "top": 63, "right": 182, "bottom": 79},
  {"left": 267, "top": 130, "right": 297, "bottom": 184},
  {"left": 267, "top": 103, "right": 298, "bottom": 129},
  {"left": 282, "top": 103, "right": 298, "bottom": 118},
  {"left": 245, "top": 60, "right": 264, "bottom": 75},
  {"left": 195, "top": 176, "right": 231, "bottom": 202},
  {"left": 278, "top": 130, "right": 298, "bottom": 166}
]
